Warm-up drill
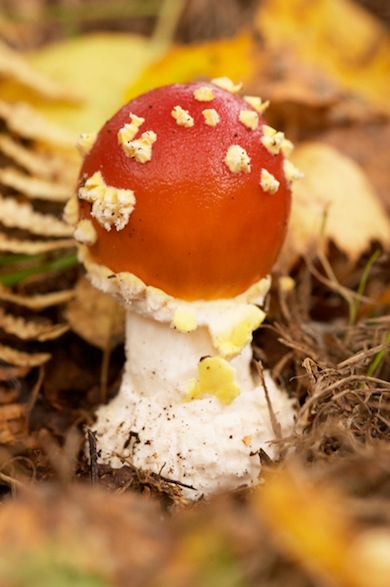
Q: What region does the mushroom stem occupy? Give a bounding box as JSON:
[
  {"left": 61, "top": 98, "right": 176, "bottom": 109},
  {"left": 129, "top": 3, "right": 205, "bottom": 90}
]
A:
[
  {"left": 90, "top": 300, "right": 294, "bottom": 499},
  {"left": 123, "top": 311, "right": 255, "bottom": 398}
]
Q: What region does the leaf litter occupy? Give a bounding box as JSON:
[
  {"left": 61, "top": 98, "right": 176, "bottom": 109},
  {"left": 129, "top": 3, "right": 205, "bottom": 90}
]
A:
[{"left": 0, "top": 1, "right": 389, "bottom": 586}]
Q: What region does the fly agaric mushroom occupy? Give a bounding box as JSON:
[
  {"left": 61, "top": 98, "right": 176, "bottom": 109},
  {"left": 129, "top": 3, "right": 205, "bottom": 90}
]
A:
[{"left": 68, "top": 79, "right": 301, "bottom": 498}]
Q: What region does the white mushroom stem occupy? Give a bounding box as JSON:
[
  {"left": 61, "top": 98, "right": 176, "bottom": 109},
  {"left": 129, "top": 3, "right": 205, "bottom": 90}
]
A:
[{"left": 82, "top": 248, "right": 294, "bottom": 499}]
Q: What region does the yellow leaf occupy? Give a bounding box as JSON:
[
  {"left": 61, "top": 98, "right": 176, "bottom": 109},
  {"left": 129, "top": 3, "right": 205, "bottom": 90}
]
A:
[
  {"left": 125, "top": 32, "right": 255, "bottom": 101},
  {"left": 278, "top": 142, "right": 390, "bottom": 271},
  {"left": 0, "top": 33, "right": 160, "bottom": 136},
  {"left": 256, "top": 0, "right": 390, "bottom": 114}
]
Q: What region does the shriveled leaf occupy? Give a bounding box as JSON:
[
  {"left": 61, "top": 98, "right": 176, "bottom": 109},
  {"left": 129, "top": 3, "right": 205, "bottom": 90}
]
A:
[
  {"left": 257, "top": 0, "right": 390, "bottom": 114},
  {"left": 126, "top": 32, "right": 255, "bottom": 100},
  {"left": 0, "top": 196, "right": 73, "bottom": 237},
  {"left": 0, "top": 39, "right": 80, "bottom": 102},
  {"left": 0, "top": 285, "right": 74, "bottom": 310},
  {"left": 0, "top": 365, "right": 30, "bottom": 382},
  {"left": 0, "top": 100, "right": 77, "bottom": 147},
  {"left": 0, "top": 134, "right": 74, "bottom": 182},
  {"left": 0, "top": 167, "right": 70, "bottom": 202},
  {"left": 0, "top": 403, "right": 28, "bottom": 444},
  {"left": 0, "top": 343, "right": 51, "bottom": 367},
  {"left": 20, "top": 33, "right": 161, "bottom": 134},
  {"left": 278, "top": 142, "right": 390, "bottom": 271},
  {"left": 0, "top": 234, "right": 74, "bottom": 254},
  {"left": 0, "top": 308, "right": 69, "bottom": 342},
  {"left": 256, "top": 467, "right": 390, "bottom": 587},
  {"left": 64, "top": 277, "right": 124, "bottom": 350}
]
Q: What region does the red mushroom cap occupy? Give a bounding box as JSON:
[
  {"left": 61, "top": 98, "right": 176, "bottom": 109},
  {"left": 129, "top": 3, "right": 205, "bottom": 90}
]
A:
[{"left": 76, "top": 81, "right": 291, "bottom": 301}]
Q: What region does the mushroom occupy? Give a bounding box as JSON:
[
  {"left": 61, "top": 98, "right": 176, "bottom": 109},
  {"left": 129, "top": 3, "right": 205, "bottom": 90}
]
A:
[{"left": 69, "top": 79, "right": 300, "bottom": 499}]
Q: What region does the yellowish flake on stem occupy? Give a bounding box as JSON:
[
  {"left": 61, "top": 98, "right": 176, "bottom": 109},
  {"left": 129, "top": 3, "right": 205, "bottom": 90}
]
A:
[
  {"left": 117, "top": 113, "right": 145, "bottom": 145},
  {"left": 77, "top": 132, "right": 97, "bottom": 156},
  {"left": 202, "top": 108, "right": 220, "bottom": 127},
  {"left": 78, "top": 171, "right": 135, "bottom": 231},
  {"left": 185, "top": 356, "right": 240, "bottom": 405},
  {"left": 194, "top": 87, "right": 214, "bottom": 101},
  {"left": 283, "top": 159, "right": 304, "bottom": 185},
  {"left": 261, "top": 125, "right": 285, "bottom": 156},
  {"left": 225, "top": 145, "right": 251, "bottom": 173},
  {"left": 211, "top": 77, "right": 243, "bottom": 93},
  {"left": 171, "top": 106, "right": 194, "bottom": 127},
  {"left": 212, "top": 305, "right": 264, "bottom": 359},
  {"left": 121, "top": 130, "right": 157, "bottom": 163},
  {"left": 171, "top": 306, "right": 198, "bottom": 333},
  {"left": 243, "top": 95, "right": 270, "bottom": 115},
  {"left": 260, "top": 168, "right": 280, "bottom": 194},
  {"left": 74, "top": 219, "right": 97, "bottom": 245},
  {"left": 239, "top": 109, "right": 259, "bottom": 130}
]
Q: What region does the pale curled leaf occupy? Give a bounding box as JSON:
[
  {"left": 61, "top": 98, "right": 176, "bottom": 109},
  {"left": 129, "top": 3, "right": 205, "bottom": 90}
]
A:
[
  {"left": 64, "top": 276, "right": 125, "bottom": 350},
  {"left": 0, "top": 343, "right": 51, "bottom": 367},
  {"left": 278, "top": 142, "right": 390, "bottom": 271},
  {"left": 0, "top": 134, "right": 78, "bottom": 183},
  {"left": 0, "top": 167, "right": 70, "bottom": 202},
  {"left": 0, "top": 100, "right": 77, "bottom": 147},
  {"left": 0, "top": 39, "right": 80, "bottom": 102},
  {"left": 0, "top": 285, "right": 74, "bottom": 310},
  {"left": 0, "top": 195, "right": 73, "bottom": 237},
  {"left": 0, "top": 308, "right": 69, "bottom": 341},
  {"left": 0, "top": 234, "right": 75, "bottom": 254}
]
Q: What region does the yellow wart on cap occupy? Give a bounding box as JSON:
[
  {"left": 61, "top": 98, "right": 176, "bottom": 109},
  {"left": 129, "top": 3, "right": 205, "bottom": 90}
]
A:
[
  {"left": 194, "top": 87, "right": 214, "bottom": 102},
  {"left": 78, "top": 171, "right": 135, "bottom": 231},
  {"left": 260, "top": 169, "right": 280, "bottom": 194},
  {"left": 63, "top": 194, "right": 79, "bottom": 226},
  {"left": 261, "top": 125, "right": 285, "bottom": 156},
  {"left": 121, "top": 130, "right": 157, "bottom": 163},
  {"left": 77, "top": 132, "right": 97, "bottom": 156},
  {"left": 117, "top": 113, "right": 145, "bottom": 145},
  {"left": 225, "top": 145, "right": 251, "bottom": 173},
  {"left": 171, "top": 106, "right": 194, "bottom": 127},
  {"left": 202, "top": 108, "right": 220, "bottom": 127},
  {"left": 239, "top": 110, "right": 259, "bottom": 130},
  {"left": 74, "top": 219, "right": 97, "bottom": 245},
  {"left": 243, "top": 96, "right": 270, "bottom": 115},
  {"left": 211, "top": 77, "right": 243, "bottom": 93}
]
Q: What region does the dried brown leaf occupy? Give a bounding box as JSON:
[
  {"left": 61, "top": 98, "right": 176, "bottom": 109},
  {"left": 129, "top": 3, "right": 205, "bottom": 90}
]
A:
[
  {"left": 0, "top": 100, "right": 77, "bottom": 147},
  {"left": 0, "top": 285, "right": 74, "bottom": 310},
  {"left": 64, "top": 276, "right": 125, "bottom": 350},
  {"left": 0, "top": 234, "right": 74, "bottom": 254},
  {"left": 0, "top": 195, "right": 73, "bottom": 237},
  {"left": 0, "top": 134, "right": 78, "bottom": 185},
  {"left": 0, "top": 308, "right": 69, "bottom": 342},
  {"left": 0, "top": 343, "right": 51, "bottom": 367},
  {"left": 0, "top": 403, "right": 28, "bottom": 444},
  {"left": 0, "top": 166, "right": 70, "bottom": 202},
  {"left": 278, "top": 142, "right": 390, "bottom": 271}
]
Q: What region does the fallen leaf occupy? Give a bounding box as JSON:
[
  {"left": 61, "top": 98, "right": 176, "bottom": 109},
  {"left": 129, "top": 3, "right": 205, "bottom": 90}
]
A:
[
  {"left": 256, "top": 0, "right": 390, "bottom": 114},
  {"left": 125, "top": 32, "right": 255, "bottom": 101},
  {"left": 0, "top": 403, "right": 28, "bottom": 444},
  {"left": 0, "top": 286, "right": 74, "bottom": 311},
  {"left": 17, "top": 33, "right": 161, "bottom": 135},
  {"left": 0, "top": 167, "right": 70, "bottom": 202},
  {"left": 0, "top": 196, "right": 73, "bottom": 237},
  {"left": 0, "top": 39, "right": 79, "bottom": 102},
  {"left": 278, "top": 142, "right": 390, "bottom": 271},
  {"left": 64, "top": 277, "right": 124, "bottom": 350},
  {"left": 0, "top": 308, "right": 69, "bottom": 342},
  {"left": 0, "top": 344, "right": 51, "bottom": 368}
]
